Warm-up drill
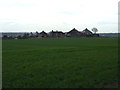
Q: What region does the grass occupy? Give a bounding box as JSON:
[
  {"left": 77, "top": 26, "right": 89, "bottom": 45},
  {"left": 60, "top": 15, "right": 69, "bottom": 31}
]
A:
[{"left": 2, "top": 37, "right": 118, "bottom": 88}]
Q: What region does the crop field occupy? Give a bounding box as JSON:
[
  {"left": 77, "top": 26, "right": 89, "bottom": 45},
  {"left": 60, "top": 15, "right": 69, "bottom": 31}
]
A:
[{"left": 2, "top": 37, "right": 118, "bottom": 88}]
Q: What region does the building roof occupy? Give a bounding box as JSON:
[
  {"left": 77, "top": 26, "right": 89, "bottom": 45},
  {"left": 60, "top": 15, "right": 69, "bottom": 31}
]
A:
[
  {"left": 50, "top": 30, "right": 64, "bottom": 34},
  {"left": 40, "top": 31, "right": 47, "bottom": 35},
  {"left": 67, "top": 28, "right": 80, "bottom": 34},
  {"left": 82, "top": 28, "right": 93, "bottom": 34}
]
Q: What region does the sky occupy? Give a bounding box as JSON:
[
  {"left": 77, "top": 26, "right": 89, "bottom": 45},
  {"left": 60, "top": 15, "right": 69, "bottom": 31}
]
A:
[{"left": 0, "top": 0, "right": 119, "bottom": 33}]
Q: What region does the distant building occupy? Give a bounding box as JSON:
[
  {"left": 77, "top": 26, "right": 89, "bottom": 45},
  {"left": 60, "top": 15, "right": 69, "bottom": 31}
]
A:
[
  {"left": 93, "top": 34, "right": 99, "bottom": 37},
  {"left": 38, "top": 31, "right": 48, "bottom": 38},
  {"left": 49, "top": 30, "right": 65, "bottom": 38},
  {"left": 2, "top": 33, "right": 24, "bottom": 38},
  {"left": 82, "top": 28, "right": 93, "bottom": 37},
  {"left": 66, "top": 28, "right": 82, "bottom": 37},
  {"left": 2, "top": 28, "right": 100, "bottom": 39}
]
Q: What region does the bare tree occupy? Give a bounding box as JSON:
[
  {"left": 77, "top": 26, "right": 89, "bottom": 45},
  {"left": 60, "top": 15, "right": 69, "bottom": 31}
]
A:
[{"left": 92, "top": 27, "right": 98, "bottom": 34}]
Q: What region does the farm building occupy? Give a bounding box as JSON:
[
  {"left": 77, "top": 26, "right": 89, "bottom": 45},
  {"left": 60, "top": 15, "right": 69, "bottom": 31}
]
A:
[
  {"left": 82, "top": 28, "right": 93, "bottom": 37},
  {"left": 2, "top": 33, "right": 24, "bottom": 38},
  {"left": 93, "top": 34, "right": 99, "bottom": 37},
  {"left": 38, "top": 31, "right": 48, "bottom": 38},
  {"left": 66, "top": 28, "right": 82, "bottom": 37},
  {"left": 49, "top": 30, "right": 65, "bottom": 38}
]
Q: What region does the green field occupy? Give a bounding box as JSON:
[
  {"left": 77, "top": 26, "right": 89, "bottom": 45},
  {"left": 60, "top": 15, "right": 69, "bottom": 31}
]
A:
[{"left": 2, "top": 38, "right": 118, "bottom": 88}]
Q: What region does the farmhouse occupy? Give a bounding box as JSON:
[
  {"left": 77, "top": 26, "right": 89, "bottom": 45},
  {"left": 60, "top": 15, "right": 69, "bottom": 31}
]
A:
[
  {"left": 66, "top": 28, "right": 82, "bottom": 37},
  {"left": 49, "top": 30, "right": 65, "bottom": 38},
  {"left": 2, "top": 33, "right": 24, "bottom": 38},
  {"left": 82, "top": 28, "right": 93, "bottom": 37},
  {"left": 38, "top": 31, "right": 48, "bottom": 38}
]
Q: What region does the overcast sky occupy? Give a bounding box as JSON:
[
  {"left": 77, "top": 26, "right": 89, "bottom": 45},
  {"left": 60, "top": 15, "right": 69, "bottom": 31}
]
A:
[{"left": 0, "top": 0, "right": 119, "bottom": 33}]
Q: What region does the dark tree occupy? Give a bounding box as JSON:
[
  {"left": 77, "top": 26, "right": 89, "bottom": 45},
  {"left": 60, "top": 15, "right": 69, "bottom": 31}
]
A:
[
  {"left": 17, "top": 35, "right": 22, "bottom": 39},
  {"left": 22, "top": 33, "right": 29, "bottom": 39},
  {"left": 2, "top": 35, "right": 8, "bottom": 39}
]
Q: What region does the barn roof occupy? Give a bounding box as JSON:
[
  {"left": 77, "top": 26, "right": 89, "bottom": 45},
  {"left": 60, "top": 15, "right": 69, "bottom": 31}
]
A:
[
  {"left": 82, "top": 28, "right": 93, "bottom": 34},
  {"left": 50, "top": 30, "right": 64, "bottom": 34},
  {"left": 67, "top": 28, "right": 80, "bottom": 34},
  {"left": 40, "top": 31, "right": 47, "bottom": 35}
]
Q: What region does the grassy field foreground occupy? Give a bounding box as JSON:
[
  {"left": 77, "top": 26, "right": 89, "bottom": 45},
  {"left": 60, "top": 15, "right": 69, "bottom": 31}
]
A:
[{"left": 2, "top": 38, "right": 118, "bottom": 88}]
